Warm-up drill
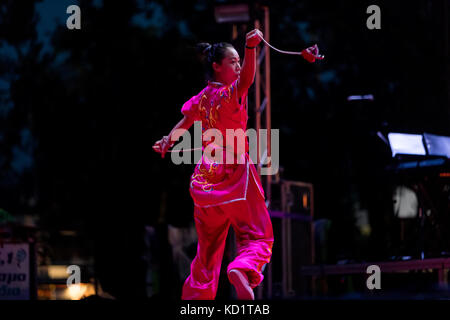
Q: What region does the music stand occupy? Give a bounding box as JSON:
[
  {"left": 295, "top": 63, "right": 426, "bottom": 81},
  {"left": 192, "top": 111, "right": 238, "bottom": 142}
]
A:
[
  {"left": 387, "top": 133, "right": 427, "bottom": 158},
  {"left": 387, "top": 132, "right": 450, "bottom": 260},
  {"left": 423, "top": 133, "right": 450, "bottom": 158}
]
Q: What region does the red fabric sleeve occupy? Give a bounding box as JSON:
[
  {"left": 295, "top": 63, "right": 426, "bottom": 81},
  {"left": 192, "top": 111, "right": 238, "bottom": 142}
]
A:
[{"left": 181, "top": 92, "right": 201, "bottom": 121}]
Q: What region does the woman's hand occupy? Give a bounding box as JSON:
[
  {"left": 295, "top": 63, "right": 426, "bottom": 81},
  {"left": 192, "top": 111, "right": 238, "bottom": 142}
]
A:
[
  {"left": 245, "top": 29, "right": 263, "bottom": 48},
  {"left": 153, "top": 116, "right": 194, "bottom": 159},
  {"left": 301, "top": 44, "right": 324, "bottom": 63},
  {"left": 152, "top": 136, "right": 172, "bottom": 159}
]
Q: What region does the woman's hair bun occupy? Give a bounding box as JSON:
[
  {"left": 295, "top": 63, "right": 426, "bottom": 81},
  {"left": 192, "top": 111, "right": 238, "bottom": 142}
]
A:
[
  {"left": 194, "top": 42, "right": 233, "bottom": 81},
  {"left": 196, "top": 42, "right": 212, "bottom": 56}
]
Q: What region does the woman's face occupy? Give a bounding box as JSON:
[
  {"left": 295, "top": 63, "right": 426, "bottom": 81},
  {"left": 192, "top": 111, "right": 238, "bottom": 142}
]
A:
[{"left": 213, "top": 47, "right": 241, "bottom": 85}]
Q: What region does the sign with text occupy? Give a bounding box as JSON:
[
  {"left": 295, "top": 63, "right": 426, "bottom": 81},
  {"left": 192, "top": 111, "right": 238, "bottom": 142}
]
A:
[{"left": 0, "top": 243, "right": 30, "bottom": 300}]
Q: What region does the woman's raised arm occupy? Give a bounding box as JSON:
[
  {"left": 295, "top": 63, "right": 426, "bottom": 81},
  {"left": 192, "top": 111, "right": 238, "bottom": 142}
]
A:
[{"left": 237, "top": 29, "right": 263, "bottom": 99}]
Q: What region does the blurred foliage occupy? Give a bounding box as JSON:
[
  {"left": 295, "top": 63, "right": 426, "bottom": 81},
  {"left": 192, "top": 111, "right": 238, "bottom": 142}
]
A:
[{"left": 0, "top": 208, "right": 15, "bottom": 223}]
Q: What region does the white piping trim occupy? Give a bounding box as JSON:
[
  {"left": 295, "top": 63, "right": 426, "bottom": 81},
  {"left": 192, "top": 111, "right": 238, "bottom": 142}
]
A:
[
  {"left": 243, "top": 158, "right": 249, "bottom": 198},
  {"left": 195, "top": 197, "right": 247, "bottom": 208},
  {"left": 209, "top": 81, "right": 224, "bottom": 86},
  {"left": 250, "top": 165, "right": 265, "bottom": 199}
]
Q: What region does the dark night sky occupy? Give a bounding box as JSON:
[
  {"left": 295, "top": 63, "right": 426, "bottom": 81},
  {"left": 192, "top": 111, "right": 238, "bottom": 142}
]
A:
[{"left": 1, "top": 0, "right": 449, "bottom": 299}]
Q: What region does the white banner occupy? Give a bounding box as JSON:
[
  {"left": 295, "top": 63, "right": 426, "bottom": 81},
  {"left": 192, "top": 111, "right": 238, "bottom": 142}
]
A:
[{"left": 0, "top": 243, "right": 30, "bottom": 300}]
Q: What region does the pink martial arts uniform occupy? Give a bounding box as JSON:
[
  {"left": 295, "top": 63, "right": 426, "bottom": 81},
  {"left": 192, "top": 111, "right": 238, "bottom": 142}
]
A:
[{"left": 180, "top": 79, "right": 274, "bottom": 300}]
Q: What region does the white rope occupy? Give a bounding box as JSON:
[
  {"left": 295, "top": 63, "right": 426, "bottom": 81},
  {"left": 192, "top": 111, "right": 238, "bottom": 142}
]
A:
[
  {"left": 261, "top": 37, "right": 325, "bottom": 60},
  {"left": 261, "top": 37, "right": 303, "bottom": 56},
  {"left": 167, "top": 147, "right": 203, "bottom": 153}
]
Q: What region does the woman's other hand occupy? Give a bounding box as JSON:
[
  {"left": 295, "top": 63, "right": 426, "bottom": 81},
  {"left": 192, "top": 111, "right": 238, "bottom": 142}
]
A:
[{"left": 152, "top": 136, "right": 171, "bottom": 158}]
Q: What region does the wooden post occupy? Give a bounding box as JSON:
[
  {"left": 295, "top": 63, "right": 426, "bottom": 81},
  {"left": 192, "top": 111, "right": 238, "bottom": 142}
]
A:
[
  {"left": 254, "top": 18, "right": 261, "bottom": 176},
  {"left": 254, "top": 6, "right": 273, "bottom": 299},
  {"left": 263, "top": 6, "right": 272, "bottom": 207}
]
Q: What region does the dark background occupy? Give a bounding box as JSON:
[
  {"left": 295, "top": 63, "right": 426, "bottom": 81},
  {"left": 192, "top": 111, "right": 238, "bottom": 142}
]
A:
[{"left": 1, "top": 0, "right": 449, "bottom": 299}]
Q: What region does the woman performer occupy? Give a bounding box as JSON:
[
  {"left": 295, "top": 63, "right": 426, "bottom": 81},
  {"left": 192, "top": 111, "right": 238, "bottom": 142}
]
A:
[{"left": 153, "top": 29, "right": 322, "bottom": 300}]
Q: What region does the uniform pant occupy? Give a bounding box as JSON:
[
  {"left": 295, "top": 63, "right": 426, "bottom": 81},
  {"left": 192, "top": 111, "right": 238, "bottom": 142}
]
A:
[{"left": 181, "top": 178, "right": 274, "bottom": 300}]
